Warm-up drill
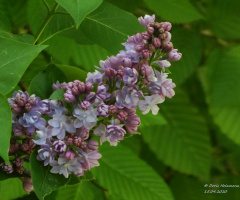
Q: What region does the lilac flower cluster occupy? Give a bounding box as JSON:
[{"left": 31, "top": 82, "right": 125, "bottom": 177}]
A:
[{"left": 2, "top": 15, "right": 181, "bottom": 182}]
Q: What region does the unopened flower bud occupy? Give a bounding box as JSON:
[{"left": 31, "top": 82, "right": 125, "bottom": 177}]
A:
[
  {"left": 21, "top": 178, "right": 33, "bottom": 194},
  {"left": 135, "top": 45, "right": 144, "bottom": 52},
  {"left": 1, "top": 162, "right": 13, "bottom": 174},
  {"left": 16, "top": 165, "right": 24, "bottom": 174},
  {"left": 64, "top": 90, "right": 75, "bottom": 103},
  {"left": 60, "top": 82, "right": 68, "bottom": 90},
  {"left": 117, "top": 110, "right": 128, "bottom": 121},
  {"left": 162, "top": 41, "right": 173, "bottom": 53},
  {"left": 141, "top": 65, "right": 151, "bottom": 76},
  {"left": 141, "top": 31, "right": 151, "bottom": 40},
  {"left": 164, "top": 22, "right": 172, "bottom": 31},
  {"left": 27, "top": 97, "right": 36, "bottom": 106},
  {"left": 53, "top": 140, "right": 67, "bottom": 154},
  {"left": 116, "top": 69, "right": 124, "bottom": 79},
  {"left": 159, "top": 32, "right": 167, "bottom": 40},
  {"left": 65, "top": 151, "right": 75, "bottom": 161},
  {"left": 132, "top": 63, "right": 140, "bottom": 71},
  {"left": 73, "top": 136, "right": 82, "bottom": 147},
  {"left": 15, "top": 158, "right": 23, "bottom": 167},
  {"left": 21, "top": 143, "right": 29, "bottom": 152},
  {"left": 105, "top": 68, "right": 115, "bottom": 78},
  {"left": 158, "top": 28, "right": 165, "bottom": 34},
  {"left": 11, "top": 104, "right": 22, "bottom": 114},
  {"left": 147, "top": 26, "right": 155, "bottom": 34},
  {"left": 165, "top": 32, "right": 172, "bottom": 42},
  {"left": 109, "top": 105, "right": 118, "bottom": 114},
  {"left": 9, "top": 142, "right": 20, "bottom": 154},
  {"left": 78, "top": 82, "right": 86, "bottom": 93},
  {"left": 142, "top": 77, "right": 151, "bottom": 85},
  {"left": 24, "top": 103, "right": 32, "bottom": 112},
  {"left": 13, "top": 125, "right": 24, "bottom": 137},
  {"left": 66, "top": 137, "right": 73, "bottom": 145},
  {"left": 80, "top": 141, "right": 87, "bottom": 149},
  {"left": 122, "top": 57, "right": 132, "bottom": 68},
  {"left": 81, "top": 101, "right": 90, "bottom": 111},
  {"left": 15, "top": 94, "right": 27, "bottom": 107},
  {"left": 71, "top": 86, "right": 79, "bottom": 96},
  {"left": 168, "top": 49, "right": 182, "bottom": 61},
  {"left": 142, "top": 49, "right": 152, "bottom": 59},
  {"left": 154, "top": 22, "right": 161, "bottom": 29},
  {"left": 85, "top": 82, "right": 94, "bottom": 93},
  {"left": 152, "top": 37, "right": 161, "bottom": 48},
  {"left": 87, "top": 140, "right": 99, "bottom": 151}
]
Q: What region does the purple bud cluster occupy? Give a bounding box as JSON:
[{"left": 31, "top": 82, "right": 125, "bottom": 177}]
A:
[{"left": 3, "top": 14, "right": 181, "bottom": 181}]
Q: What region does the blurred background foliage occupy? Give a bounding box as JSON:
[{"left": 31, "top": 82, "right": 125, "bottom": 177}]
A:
[{"left": 0, "top": 0, "right": 240, "bottom": 199}]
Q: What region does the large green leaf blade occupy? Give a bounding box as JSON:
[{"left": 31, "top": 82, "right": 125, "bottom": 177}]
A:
[
  {"left": 143, "top": 90, "right": 212, "bottom": 179},
  {"left": 0, "top": 94, "right": 11, "bottom": 164},
  {"left": 30, "top": 150, "right": 69, "bottom": 200},
  {"left": 81, "top": 2, "right": 145, "bottom": 54},
  {"left": 0, "top": 37, "right": 46, "bottom": 95},
  {"left": 208, "top": 46, "right": 240, "bottom": 145},
  {"left": 56, "top": 0, "right": 102, "bottom": 28},
  {"left": 142, "top": 0, "right": 203, "bottom": 23},
  {"left": 91, "top": 143, "right": 174, "bottom": 200}
]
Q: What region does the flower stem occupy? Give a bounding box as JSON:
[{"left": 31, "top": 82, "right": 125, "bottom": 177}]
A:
[{"left": 33, "top": 3, "right": 59, "bottom": 45}]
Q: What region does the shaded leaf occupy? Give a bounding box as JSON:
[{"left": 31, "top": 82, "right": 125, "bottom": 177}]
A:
[
  {"left": 143, "top": 90, "right": 212, "bottom": 179},
  {"left": 142, "top": 0, "right": 203, "bottom": 23},
  {"left": 56, "top": 0, "right": 102, "bottom": 28},
  {"left": 0, "top": 94, "right": 11, "bottom": 164},
  {"left": 49, "top": 89, "right": 65, "bottom": 102},
  {"left": 67, "top": 171, "right": 95, "bottom": 185},
  {"left": 29, "top": 64, "right": 66, "bottom": 99}
]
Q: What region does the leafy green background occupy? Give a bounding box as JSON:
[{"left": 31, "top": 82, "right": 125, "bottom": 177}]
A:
[{"left": 0, "top": 0, "right": 240, "bottom": 199}]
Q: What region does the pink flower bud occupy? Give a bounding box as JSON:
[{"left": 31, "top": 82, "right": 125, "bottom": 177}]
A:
[
  {"left": 122, "top": 57, "right": 132, "bottom": 68},
  {"left": 87, "top": 140, "right": 99, "bottom": 151},
  {"left": 116, "top": 69, "right": 124, "bottom": 79},
  {"left": 81, "top": 101, "right": 90, "bottom": 111},
  {"left": 65, "top": 151, "right": 75, "bottom": 161},
  {"left": 24, "top": 103, "right": 32, "bottom": 112},
  {"left": 162, "top": 41, "right": 173, "bottom": 53},
  {"left": 78, "top": 82, "right": 86, "bottom": 93},
  {"left": 135, "top": 45, "right": 144, "bottom": 52},
  {"left": 21, "top": 178, "right": 33, "bottom": 194},
  {"left": 73, "top": 136, "right": 82, "bottom": 147},
  {"left": 164, "top": 22, "right": 172, "bottom": 31},
  {"left": 152, "top": 37, "right": 161, "bottom": 48},
  {"left": 117, "top": 110, "right": 128, "bottom": 121},
  {"left": 11, "top": 104, "right": 22, "bottom": 114},
  {"left": 141, "top": 65, "right": 151, "bottom": 76},
  {"left": 168, "top": 49, "right": 182, "bottom": 61},
  {"left": 142, "top": 49, "right": 152, "bottom": 59},
  {"left": 147, "top": 26, "right": 155, "bottom": 34},
  {"left": 105, "top": 68, "right": 115, "bottom": 77},
  {"left": 64, "top": 90, "right": 75, "bottom": 103},
  {"left": 141, "top": 31, "right": 151, "bottom": 40},
  {"left": 142, "top": 77, "right": 151, "bottom": 85},
  {"left": 165, "top": 32, "right": 172, "bottom": 42},
  {"left": 85, "top": 82, "right": 93, "bottom": 93},
  {"left": 66, "top": 137, "right": 73, "bottom": 145},
  {"left": 109, "top": 105, "right": 118, "bottom": 114}
]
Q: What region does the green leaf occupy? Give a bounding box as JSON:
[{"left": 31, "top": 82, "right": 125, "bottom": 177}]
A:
[
  {"left": 206, "top": 0, "right": 240, "bottom": 39},
  {"left": 0, "top": 37, "right": 46, "bottom": 95},
  {"left": 49, "top": 89, "right": 65, "bottom": 101},
  {"left": 169, "top": 27, "right": 203, "bottom": 85},
  {"left": 0, "top": 94, "right": 11, "bottom": 164},
  {"left": 91, "top": 143, "right": 174, "bottom": 200},
  {"left": 0, "top": 178, "right": 26, "bottom": 199},
  {"left": 56, "top": 64, "right": 87, "bottom": 82},
  {"left": 46, "top": 36, "right": 110, "bottom": 71},
  {"left": 53, "top": 181, "right": 104, "bottom": 200},
  {"left": 30, "top": 150, "right": 69, "bottom": 200},
  {"left": 142, "top": 0, "right": 203, "bottom": 23},
  {"left": 81, "top": 2, "right": 145, "bottom": 54},
  {"left": 142, "top": 90, "right": 212, "bottom": 179},
  {"left": 29, "top": 64, "right": 66, "bottom": 99},
  {"left": 56, "top": 0, "right": 102, "bottom": 28},
  {"left": 208, "top": 46, "right": 240, "bottom": 145},
  {"left": 67, "top": 171, "right": 95, "bottom": 185}
]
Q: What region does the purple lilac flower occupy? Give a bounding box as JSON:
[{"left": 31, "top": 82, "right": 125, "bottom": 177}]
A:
[
  {"left": 97, "top": 103, "right": 109, "bottom": 117},
  {"left": 48, "top": 100, "right": 68, "bottom": 116},
  {"left": 33, "top": 127, "right": 52, "bottom": 145},
  {"left": 8, "top": 91, "right": 29, "bottom": 107},
  {"left": 123, "top": 68, "right": 138, "bottom": 85},
  {"left": 37, "top": 144, "right": 56, "bottom": 166},
  {"left": 73, "top": 106, "right": 97, "bottom": 130},
  {"left": 94, "top": 123, "right": 107, "bottom": 145},
  {"left": 19, "top": 110, "right": 46, "bottom": 133},
  {"left": 148, "top": 70, "right": 176, "bottom": 98},
  {"left": 138, "top": 94, "right": 165, "bottom": 115},
  {"left": 96, "top": 83, "right": 111, "bottom": 101},
  {"left": 50, "top": 156, "right": 83, "bottom": 178},
  {"left": 78, "top": 150, "right": 102, "bottom": 170},
  {"left": 104, "top": 122, "right": 126, "bottom": 146},
  {"left": 154, "top": 60, "right": 171, "bottom": 72},
  {"left": 53, "top": 140, "right": 67, "bottom": 154},
  {"left": 48, "top": 114, "right": 76, "bottom": 140},
  {"left": 65, "top": 151, "right": 75, "bottom": 161},
  {"left": 115, "top": 86, "right": 143, "bottom": 109},
  {"left": 138, "top": 14, "right": 155, "bottom": 27},
  {"left": 86, "top": 70, "right": 103, "bottom": 84},
  {"left": 87, "top": 140, "right": 99, "bottom": 151}
]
